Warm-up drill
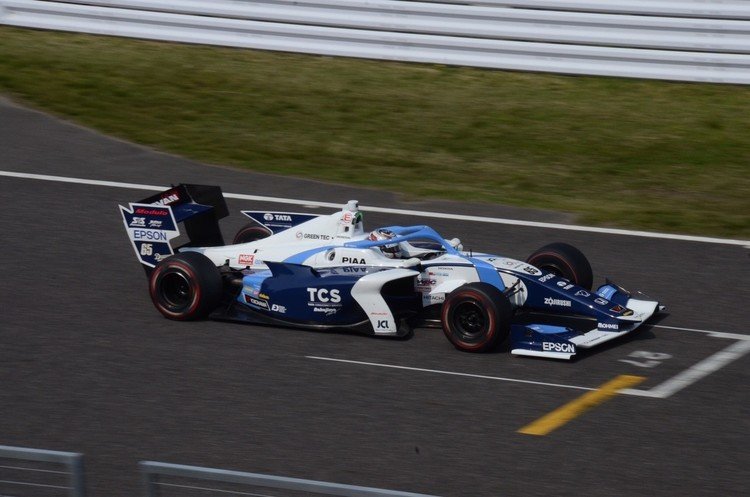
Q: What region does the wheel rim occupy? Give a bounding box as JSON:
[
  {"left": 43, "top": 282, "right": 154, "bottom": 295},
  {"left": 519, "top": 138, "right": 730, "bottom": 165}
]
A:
[
  {"left": 160, "top": 271, "right": 193, "bottom": 310},
  {"left": 451, "top": 301, "right": 487, "bottom": 343}
]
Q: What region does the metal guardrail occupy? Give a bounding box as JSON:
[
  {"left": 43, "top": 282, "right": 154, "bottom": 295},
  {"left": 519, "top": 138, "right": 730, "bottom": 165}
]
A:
[
  {"left": 35, "top": 0, "right": 750, "bottom": 53},
  {"left": 0, "top": 0, "right": 749, "bottom": 83},
  {"left": 0, "top": 445, "right": 86, "bottom": 497},
  {"left": 0, "top": 446, "right": 432, "bottom": 497},
  {"left": 424, "top": 1, "right": 750, "bottom": 20},
  {"left": 140, "top": 461, "right": 438, "bottom": 497}
]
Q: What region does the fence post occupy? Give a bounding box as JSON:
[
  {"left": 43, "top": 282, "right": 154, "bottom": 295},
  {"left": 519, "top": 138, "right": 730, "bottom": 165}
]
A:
[
  {"left": 68, "top": 453, "right": 87, "bottom": 497},
  {"left": 140, "top": 462, "right": 161, "bottom": 497}
]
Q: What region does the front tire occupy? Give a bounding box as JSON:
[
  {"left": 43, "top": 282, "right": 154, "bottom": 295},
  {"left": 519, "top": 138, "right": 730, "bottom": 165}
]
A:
[
  {"left": 441, "top": 283, "right": 513, "bottom": 352},
  {"left": 149, "top": 252, "right": 223, "bottom": 320},
  {"left": 526, "top": 242, "right": 593, "bottom": 291}
]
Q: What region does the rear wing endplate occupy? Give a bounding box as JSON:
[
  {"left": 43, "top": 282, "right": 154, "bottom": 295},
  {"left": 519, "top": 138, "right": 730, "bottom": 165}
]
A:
[{"left": 119, "top": 184, "right": 228, "bottom": 270}]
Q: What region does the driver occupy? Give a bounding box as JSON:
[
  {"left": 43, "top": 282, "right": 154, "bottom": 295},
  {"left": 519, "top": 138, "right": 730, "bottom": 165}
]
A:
[{"left": 367, "top": 228, "right": 403, "bottom": 259}]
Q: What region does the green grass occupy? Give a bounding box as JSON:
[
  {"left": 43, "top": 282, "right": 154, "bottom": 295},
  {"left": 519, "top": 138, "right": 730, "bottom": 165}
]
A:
[{"left": 1, "top": 26, "right": 748, "bottom": 238}]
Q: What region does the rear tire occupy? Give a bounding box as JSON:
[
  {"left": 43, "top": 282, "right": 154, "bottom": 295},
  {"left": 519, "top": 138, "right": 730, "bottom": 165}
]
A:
[
  {"left": 232, "top": 224, "right": 271, "bottom": 244},
  {"left": 149, "top": 252, "right": 223, "bottom": 320},
  {"left": 526, "top": 242, "right": 593, "bottom": 291},
  {"left": 441, "top": 282, "right": 512, "bottom": 352}
]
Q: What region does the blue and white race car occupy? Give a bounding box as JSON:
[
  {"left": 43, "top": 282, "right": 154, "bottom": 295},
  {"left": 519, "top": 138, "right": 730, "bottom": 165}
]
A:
[{"left": 120, "top": 184, "right": 663, "bottom": 360}]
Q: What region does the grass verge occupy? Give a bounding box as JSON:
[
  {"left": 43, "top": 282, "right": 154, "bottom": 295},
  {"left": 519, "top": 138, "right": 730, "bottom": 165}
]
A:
[{"left": 0, "top": 27, "right": 748, "bottom": 238}]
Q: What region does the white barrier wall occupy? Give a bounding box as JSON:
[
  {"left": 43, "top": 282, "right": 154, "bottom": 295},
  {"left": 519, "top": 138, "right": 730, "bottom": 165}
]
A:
[{"left": 1, "top": 0, "right": 749, "bottom": 83}]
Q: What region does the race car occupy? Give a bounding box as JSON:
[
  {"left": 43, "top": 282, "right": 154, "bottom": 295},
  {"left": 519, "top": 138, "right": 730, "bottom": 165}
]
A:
[{"left": 119, "top": 184, "right": 663, "bottom": 360}]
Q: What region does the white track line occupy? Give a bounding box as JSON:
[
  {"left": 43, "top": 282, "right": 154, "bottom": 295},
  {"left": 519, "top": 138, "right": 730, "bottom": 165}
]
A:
[
  {"left": 2, "top": 170, "right": 749, "bottom": 247},
  {"left": 306, "top": 356, "right": 597, "bottom": 392},
  {"left": 652, "top": 324, "right": 749, "bottom": 341},
  {"left": 308, "top": 325, "right": 749, "bottom": 399},
  {"left": 622, "top": 340, "right": 750, "bottom": 399}
]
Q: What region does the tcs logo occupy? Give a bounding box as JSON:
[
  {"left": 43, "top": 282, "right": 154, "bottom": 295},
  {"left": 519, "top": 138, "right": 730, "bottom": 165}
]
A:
[{"left": 306, "top": 287, "right": 341, "bottom": 303}]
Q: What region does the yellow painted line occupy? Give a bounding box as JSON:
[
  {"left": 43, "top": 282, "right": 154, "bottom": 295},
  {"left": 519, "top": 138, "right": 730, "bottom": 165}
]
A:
[{"left": 518, "top": 375, "right": 646, "bottom": 436}]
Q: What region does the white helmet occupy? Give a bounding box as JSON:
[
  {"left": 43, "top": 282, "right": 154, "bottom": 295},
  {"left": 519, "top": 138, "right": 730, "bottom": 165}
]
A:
[{"left": 368, "top": 228, "right": 402, "bottom": 259}]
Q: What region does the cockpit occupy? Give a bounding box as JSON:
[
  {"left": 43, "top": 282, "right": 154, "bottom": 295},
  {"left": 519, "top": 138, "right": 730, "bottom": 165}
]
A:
[{"left": 352, "top": 226, "right": 463, "bottom": 261}]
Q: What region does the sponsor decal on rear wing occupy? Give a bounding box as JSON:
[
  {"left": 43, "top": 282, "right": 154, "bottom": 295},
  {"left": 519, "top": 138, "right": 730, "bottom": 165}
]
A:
[
  {"left": 120, "top": 203, "right": 180, "bottom": 268},
  {"left": 119, "top": 184, "right": 229, "bottom": 270}
]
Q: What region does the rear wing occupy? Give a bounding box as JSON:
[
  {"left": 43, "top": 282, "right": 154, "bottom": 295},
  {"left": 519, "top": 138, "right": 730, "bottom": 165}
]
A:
[{"left": 119, "top": 184, "right": 228, "bottom": 271}]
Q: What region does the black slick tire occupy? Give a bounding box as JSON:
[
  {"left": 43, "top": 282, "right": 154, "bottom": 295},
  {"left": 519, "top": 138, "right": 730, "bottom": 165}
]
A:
[
  {"left": 441, "top": 282, "right": 512, "bottom": 352},
  {"left": 232, "top": 224, "right": 271, "bottom": 244},
  {"left": 526, "top": 242, "right": 593, "bottom": 291},
  {"left": 149, "top": 252, "right": 223, "bottom": 320}
]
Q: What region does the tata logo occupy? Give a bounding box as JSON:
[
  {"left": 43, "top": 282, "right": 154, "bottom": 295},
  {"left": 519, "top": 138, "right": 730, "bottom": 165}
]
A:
[
  {"left": 542, "top": 342, "right": 574, "bottom": 353},
  {"left": 341, "top": 257, "right": 366, "bottom": 264},
  {"left": 264, "top": 213, "right": 292, "bottom": 222},
  {"left": 575, "top": 290, "right": 591, "bottom": 297},
  {"left": 307, "top": 288, "right": 341, "bottom": 303}
]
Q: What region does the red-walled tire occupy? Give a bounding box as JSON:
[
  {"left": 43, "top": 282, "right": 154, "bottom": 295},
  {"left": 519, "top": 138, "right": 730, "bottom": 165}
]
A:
[
  {"left": 232, "top": 224, "right": 272, "bottom": 244},
  {"left": 149, "top": 252, "right": 222, "bottom": 320},
  {"left": 526, "top": 242, "right": 593, "bottom": 291},
  {"left": 441, "top": 282, "right": 512, "bottom": 352}
]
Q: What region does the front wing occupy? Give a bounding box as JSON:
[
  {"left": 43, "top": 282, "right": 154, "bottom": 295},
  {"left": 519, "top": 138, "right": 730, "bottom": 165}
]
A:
[{"left": 510, "top": 288, "right": 662, "bottom": 360}]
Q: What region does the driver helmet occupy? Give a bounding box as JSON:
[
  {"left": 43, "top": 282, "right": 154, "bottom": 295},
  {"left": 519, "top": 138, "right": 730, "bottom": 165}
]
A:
[{"left": 368, "top": 228, "right": 402, "bottom": 259}]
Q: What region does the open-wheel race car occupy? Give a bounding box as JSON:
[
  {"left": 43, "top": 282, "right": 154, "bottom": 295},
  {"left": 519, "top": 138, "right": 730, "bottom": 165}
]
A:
[{"left": 120, "top": 184, "right": 663, "bottom": 360}]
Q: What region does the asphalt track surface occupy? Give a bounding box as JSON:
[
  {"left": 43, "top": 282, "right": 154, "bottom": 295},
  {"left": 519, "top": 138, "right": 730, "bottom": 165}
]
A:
[{"left": 1, "top": 97, "right": 748, "bottom": 497}]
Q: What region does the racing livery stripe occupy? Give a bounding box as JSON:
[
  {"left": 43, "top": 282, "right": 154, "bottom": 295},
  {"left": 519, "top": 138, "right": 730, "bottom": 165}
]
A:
[
  {"left": 283, "top": 246, "right": 333, "bottom": 264},
  {"left": 468, "top": 257, "right": 505, "bottom": 290}
]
